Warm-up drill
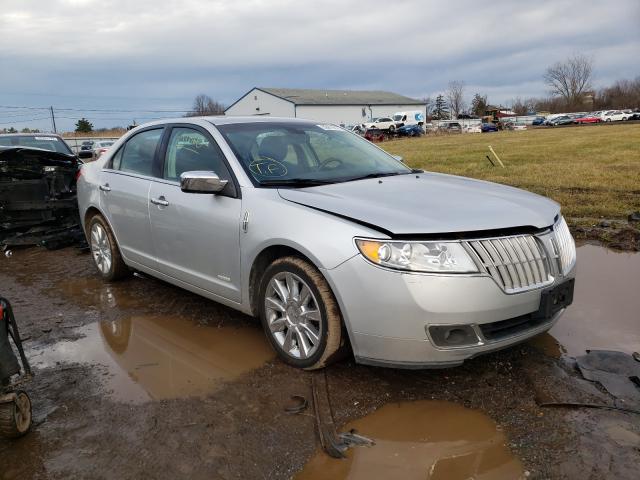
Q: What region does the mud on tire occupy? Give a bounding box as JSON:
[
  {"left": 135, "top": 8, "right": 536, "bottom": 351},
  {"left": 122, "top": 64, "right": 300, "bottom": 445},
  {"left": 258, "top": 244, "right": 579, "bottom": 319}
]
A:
[
  {"left": 259, "top": 256, "right": 345, "bottom": 370},
  {"left": 0, "top": 391, "right": 32, "bottom": 439}
]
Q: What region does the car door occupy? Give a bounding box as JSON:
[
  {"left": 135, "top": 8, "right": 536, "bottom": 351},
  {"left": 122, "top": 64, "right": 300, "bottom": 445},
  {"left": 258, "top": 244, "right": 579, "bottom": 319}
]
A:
[
  {"left": 100, "top": 127, "right": 164, "bottom": 267},
  {"left": 148, "top": 125, "right": 242, "bottom": 302}
]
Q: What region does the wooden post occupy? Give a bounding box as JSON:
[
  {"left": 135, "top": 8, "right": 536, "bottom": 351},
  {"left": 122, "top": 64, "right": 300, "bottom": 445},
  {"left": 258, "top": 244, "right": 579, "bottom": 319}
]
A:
[{"left": 488, "top": 145, "right": 505, "bottom": 168}]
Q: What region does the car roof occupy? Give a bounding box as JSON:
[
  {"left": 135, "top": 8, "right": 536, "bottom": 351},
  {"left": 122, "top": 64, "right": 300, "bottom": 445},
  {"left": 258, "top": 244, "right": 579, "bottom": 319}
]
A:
[
  {"left": 137, "top": 116, "right": 320, "bottom": 128},
  {"left": 0, "top": 132, "right": 63, "bottom": 138}
]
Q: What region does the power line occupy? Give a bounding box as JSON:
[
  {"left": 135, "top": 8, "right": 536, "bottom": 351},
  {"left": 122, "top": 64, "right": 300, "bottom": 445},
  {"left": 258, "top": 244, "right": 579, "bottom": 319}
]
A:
[
  {"left": 0, "top": 117, "right": 51, "bottom": 125},
  {"left": 0, "top": 104, "right": 190, "bottom": 113}
]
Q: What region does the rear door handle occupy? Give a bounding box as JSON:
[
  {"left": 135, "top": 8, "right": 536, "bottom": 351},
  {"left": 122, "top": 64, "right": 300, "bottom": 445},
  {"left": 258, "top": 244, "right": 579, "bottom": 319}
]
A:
[
  {"left": 150, "top": 196, "right": 169, "bottom": 207},
  {"left": 99, "top": 183, "right": 111, "bottom": 192}
]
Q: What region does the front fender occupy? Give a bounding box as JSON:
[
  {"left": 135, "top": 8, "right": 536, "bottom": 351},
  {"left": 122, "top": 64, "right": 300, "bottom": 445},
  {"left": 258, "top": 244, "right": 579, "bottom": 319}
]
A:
[{"left": 239, "top": 188, "right": 384, "bottom": 311}]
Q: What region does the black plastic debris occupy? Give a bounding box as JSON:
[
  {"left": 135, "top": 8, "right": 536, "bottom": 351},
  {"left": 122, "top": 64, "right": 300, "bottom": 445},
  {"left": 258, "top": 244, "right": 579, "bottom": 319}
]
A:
[
  {"left": 576, "top": 350, "right": 640, "bottom": 406},
  {"left": 311, "top": 372, "right": 374, "bottom": 459},
  {"left": 284, "top": 395, "right": 309, "bottom": 415}
]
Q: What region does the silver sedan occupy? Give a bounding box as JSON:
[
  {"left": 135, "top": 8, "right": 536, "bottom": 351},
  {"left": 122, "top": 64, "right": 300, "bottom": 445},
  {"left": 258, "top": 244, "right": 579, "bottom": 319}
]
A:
[{"left": 77, "top": 117, "right": 576, "bottom": 369}]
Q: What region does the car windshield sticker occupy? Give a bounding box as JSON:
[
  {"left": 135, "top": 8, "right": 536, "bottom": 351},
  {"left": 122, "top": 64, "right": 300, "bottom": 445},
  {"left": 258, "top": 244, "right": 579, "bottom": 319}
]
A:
[
  {"left": 316, "top": 124, "right": 343, "bottom": 131},
  {"left": 249, "top": 159, "right": 288, "bottom": 177},
  {"left": 35, "top": 137, "right": 58, "bottom": 141}
]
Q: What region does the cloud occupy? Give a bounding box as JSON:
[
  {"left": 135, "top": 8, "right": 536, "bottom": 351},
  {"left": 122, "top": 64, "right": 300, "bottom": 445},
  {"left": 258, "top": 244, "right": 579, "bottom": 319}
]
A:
[{"left": 0, "top": 0, "right": 638, "bottom": 130}]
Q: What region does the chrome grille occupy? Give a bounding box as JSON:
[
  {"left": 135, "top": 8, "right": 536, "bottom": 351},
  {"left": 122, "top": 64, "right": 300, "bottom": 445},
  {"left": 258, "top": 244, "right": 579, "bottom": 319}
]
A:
[
  {"left": 466, "top": 235, "right": 552, "bottom": 293},
  {"left": 553, "top": 217, "right": 576, "bottom": 275}
]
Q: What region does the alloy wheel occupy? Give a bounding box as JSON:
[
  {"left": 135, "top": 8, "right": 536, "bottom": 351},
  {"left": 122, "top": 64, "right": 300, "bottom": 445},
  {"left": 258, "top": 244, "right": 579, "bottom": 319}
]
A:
[
  {"left": 90, "top": 223, "right": 112, "bottom": 275},
  {"left": 264, "top": 272, "right": 323, "bottom": 360}
]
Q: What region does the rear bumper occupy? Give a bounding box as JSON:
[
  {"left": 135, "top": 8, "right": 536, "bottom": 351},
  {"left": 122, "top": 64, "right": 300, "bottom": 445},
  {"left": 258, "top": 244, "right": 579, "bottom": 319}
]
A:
[{"left": 325, "top": 255, "right": 575, "bottom": 368}]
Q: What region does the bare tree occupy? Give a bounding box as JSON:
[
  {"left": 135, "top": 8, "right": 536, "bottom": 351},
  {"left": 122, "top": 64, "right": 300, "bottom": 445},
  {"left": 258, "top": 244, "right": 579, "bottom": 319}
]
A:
[
  {"left": 186, "top": 94, "right": 225, "bottom": 116},
  {"left": 446, "top": 81, "right": 465, "bottom": 119},
  {"left": 543, "top": 53, "right": 594, "bottom": 108}
]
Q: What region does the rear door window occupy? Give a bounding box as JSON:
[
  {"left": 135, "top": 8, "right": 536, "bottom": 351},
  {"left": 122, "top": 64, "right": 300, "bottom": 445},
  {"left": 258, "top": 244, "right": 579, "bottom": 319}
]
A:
[{"left": 118, "top": 129, "right": 163, "bottom": 176}]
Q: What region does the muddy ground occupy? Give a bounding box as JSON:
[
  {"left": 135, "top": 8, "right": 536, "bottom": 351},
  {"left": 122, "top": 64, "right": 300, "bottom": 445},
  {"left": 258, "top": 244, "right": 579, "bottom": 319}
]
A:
[{"left": 0, "top": 246, "right": 639, "bottom": 479}]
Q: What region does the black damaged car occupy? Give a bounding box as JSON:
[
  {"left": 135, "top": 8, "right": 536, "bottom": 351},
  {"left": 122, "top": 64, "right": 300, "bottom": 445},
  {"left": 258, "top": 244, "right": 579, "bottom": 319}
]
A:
[{"left": 0, "top": 134, "right": 84, "bottom": 249}]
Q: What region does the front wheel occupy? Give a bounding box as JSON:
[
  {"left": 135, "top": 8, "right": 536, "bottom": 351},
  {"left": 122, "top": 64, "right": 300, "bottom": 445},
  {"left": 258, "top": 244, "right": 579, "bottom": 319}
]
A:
[
  {"left": 259, "top": 257, "right": 344, "bottom": 369},
  {"left": 0, "top": 391, "right": 32, "bottom": 438}
]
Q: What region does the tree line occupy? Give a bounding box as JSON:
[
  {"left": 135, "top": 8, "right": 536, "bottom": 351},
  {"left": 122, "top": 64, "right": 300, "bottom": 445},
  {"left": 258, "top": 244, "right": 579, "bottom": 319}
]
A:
[{"left": 425, "top": 53, "right": 640, "bottom": 119}]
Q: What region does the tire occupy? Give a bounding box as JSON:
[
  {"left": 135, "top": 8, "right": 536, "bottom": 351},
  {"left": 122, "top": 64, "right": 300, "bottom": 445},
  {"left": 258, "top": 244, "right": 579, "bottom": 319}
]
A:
[
  {"left": 388, "top": 125, "right": 395, "bottom": 132},
  {"left": 606, "top": 118, "right": 612, "bottom": 122},
  {"left": 259, "top": 256, "right": 344, "bottom": 370},
  {"left": 87, "top": 214, "right": 130, "bottom": 281},
  {"left": 0, "top": 391, "right": 32, "bottom": 439}
]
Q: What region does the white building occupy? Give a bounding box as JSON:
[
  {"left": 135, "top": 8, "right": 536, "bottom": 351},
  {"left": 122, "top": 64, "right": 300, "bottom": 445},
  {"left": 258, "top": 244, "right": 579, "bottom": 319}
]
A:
[{"left": 224, "top": 87, "right": 426, "bottom": 126}]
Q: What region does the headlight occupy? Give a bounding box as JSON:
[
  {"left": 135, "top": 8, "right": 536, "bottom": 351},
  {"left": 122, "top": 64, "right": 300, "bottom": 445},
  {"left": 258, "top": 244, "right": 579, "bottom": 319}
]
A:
[{"left": 355, "top": 239, "right": 479, "bottom": 273}]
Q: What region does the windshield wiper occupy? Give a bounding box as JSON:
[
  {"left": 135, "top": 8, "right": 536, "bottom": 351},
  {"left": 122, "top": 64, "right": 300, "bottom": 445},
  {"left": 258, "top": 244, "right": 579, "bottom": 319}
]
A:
[
  {"left": 342, "top": 171, "right": 408, "bottom": 182},
  {"left": 258, "top": 178, "right": 336, "bottom": 187}
]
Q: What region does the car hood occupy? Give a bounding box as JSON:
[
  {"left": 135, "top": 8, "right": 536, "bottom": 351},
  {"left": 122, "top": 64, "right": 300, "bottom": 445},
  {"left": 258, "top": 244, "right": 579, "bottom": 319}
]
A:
[{"left": 278, "top": 173, "right": 559, "bottom": 236}]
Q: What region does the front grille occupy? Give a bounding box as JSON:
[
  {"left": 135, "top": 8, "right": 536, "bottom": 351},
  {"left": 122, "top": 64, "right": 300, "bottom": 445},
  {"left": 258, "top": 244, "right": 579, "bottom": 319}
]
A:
[
  {"left": 465, "top": 235, "right": 552, "bottom": 293},
  {"left": 553, "top": 217, "right": 576, "bottom": 275}
]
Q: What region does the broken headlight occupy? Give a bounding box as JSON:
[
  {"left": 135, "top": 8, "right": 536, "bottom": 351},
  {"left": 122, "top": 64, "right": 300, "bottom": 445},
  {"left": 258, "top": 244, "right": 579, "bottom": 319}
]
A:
[{"left": 355, "top": 239, "right": 478, "bottom": 273}]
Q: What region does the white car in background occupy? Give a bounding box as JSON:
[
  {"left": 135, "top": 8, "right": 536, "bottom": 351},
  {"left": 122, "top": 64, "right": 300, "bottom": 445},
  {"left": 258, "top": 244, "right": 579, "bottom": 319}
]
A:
[
  {"left": 464, "top": 124, "right": 482, "bottom": 133},
  {"left": 92, "top": 140, "right": 115, "bottom": 159},
  {"left": 601, "top": 110, "right": 628, "bottom": 122},
  {"left": 362, "top": 117, "right": 396, "bottom": 131}
]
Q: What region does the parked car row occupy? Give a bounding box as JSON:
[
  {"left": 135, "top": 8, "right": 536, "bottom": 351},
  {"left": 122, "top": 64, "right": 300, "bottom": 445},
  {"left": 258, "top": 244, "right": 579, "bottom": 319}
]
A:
[{"left": 542, "top": 109, "right": 639, "bottom": 126}]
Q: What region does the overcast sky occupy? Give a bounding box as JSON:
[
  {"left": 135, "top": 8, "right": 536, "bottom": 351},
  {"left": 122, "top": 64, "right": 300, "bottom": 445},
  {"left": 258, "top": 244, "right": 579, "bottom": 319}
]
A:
[{"left": 1, "top": 0, "right": 638, "bottom": 131}]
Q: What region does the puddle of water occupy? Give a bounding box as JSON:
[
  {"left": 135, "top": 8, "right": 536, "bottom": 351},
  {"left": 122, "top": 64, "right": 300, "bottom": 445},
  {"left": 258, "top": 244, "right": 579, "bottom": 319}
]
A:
[
  {"left": 546, "top": 244, "right": 640, "bottom": 357},
  {"left": 296, "top": 401, "right": 524, "bottom": 480},
  {"left": 49, "top": 277, "right": 147, "bottom": 310},
  {"left": 30, "top": 315, "right": 274, "bottom": 402}
]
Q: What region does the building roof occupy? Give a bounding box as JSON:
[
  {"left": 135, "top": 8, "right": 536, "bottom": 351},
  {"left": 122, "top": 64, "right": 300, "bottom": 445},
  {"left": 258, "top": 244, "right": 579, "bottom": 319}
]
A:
[{"left": 235, "top": 87, "right": 425, "bottom": 107}]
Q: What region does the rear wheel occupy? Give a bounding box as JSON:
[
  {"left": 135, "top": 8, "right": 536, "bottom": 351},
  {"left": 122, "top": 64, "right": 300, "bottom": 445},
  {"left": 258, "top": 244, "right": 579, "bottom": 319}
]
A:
[
  {"left": 0, "top": 391, "right": 32, "bottom": 438},
  {"left": 259, "top": 257, "right": 344, "bottom": 370},
  {"left": 87, "top": 214, "right": 130, "bottom": 281}
]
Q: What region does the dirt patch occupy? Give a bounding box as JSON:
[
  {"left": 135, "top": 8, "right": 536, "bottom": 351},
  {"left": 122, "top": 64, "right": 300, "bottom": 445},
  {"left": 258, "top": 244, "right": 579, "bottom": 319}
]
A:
[
  {"left": 571, "top": 222, "right": 640, "bottom": 251},
  {"left": 0, "top": 246, "right": 638, "bottom": 479}
]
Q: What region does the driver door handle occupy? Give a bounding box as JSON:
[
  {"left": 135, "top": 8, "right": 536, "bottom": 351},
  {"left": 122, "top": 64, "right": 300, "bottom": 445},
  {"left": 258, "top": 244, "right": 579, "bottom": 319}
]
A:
[
  {"left": 99, "top": 183, "right": 111, "bottom": 192},
  {"left": 150, "top": 196, "right": 169, "bottom": 207}
]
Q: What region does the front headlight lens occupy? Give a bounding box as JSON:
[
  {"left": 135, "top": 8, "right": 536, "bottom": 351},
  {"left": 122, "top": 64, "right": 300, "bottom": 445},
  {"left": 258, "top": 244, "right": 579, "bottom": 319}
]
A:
[{"left": 355, "top": 239, "right": 479, "bottom": 273}]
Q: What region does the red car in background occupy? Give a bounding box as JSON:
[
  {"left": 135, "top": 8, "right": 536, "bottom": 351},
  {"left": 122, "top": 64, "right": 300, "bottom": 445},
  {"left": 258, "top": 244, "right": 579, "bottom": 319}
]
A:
[{"left": 574, "top": 114, "right": 601, "bottom": 124}]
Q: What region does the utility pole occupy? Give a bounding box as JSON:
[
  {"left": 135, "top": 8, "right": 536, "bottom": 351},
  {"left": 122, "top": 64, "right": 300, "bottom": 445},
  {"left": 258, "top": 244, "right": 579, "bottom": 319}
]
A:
[{"left": 50, "top": 106, "right": 57, "bottom": 133}]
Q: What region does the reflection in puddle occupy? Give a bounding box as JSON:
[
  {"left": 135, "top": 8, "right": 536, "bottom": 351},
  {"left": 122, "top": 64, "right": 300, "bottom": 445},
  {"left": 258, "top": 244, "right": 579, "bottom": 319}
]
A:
[
  {"left": 547, "top": 244, "right": 640, "bottom": 357},
  {"left": 297, "top": 401, "right": 523, "bottom": 480},
  {"left": 31, "top": 316, "right": 274, "bottom": 402},
  {"left": 50, "top": 277, "right": 146, "bottom": 310}
]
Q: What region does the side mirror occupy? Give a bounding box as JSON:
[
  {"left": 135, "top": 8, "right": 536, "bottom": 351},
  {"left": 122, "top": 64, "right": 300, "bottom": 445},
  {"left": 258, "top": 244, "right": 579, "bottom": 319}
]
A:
[
  {"left": 392, "top": 154, "right": 404, "bottom": 163},
  {"left": 77, "top": 150, "right": 93, "bottom": 159},
  {"left": 180, "top": 171, "right": 228, "bottom": 194}
]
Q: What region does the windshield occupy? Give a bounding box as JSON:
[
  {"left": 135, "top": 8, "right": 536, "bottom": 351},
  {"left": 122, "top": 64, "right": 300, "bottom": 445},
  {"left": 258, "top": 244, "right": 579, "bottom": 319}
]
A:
[
  {"left": 392, "top": 114, "right": 403, "bottom": 121},
  {"left": 0, "top": 135, "right": 73, "bottom": 155},
  {"left": 216, "top": 122, "right": 411, "bottom": 186}
]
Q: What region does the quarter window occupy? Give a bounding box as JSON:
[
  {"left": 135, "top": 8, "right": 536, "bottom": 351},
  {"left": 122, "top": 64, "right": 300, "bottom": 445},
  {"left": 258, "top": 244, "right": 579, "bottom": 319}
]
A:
[
  {"left": 163, "top": 127, "right": 230, "bottom": 182},
  {"left": 119, "top": 129, "right": 162, "bottom": 176}
]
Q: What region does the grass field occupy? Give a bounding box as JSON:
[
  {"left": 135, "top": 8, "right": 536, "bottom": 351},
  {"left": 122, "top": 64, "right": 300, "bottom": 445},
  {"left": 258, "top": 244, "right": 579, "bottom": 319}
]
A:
[{"left": 381, "top": 123, "right": 640, "bottom": 224}]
